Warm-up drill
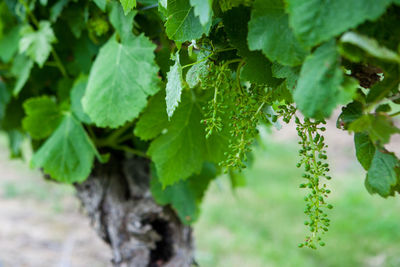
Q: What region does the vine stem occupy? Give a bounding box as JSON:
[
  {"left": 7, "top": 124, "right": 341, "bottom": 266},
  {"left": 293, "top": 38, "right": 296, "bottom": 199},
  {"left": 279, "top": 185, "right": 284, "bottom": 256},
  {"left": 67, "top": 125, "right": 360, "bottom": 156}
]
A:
[
  {"left": 19, "top": 0, "right": 69, "bottom": 78},
  {"left": 389, "top": 110, "right": 400, "bottom": 117},
  {"left": 182, "top": 53, "right": 213, "bottom": 69}
]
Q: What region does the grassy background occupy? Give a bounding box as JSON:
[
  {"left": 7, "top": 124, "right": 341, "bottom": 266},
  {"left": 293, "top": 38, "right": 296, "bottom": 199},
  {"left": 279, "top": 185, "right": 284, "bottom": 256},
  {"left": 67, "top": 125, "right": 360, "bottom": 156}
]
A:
[
  {"left": 1, "top": 133, "right": 400, "bottom": 266},
  {"left": 195, "top": 140, "right": 400, "bottom": 267}
]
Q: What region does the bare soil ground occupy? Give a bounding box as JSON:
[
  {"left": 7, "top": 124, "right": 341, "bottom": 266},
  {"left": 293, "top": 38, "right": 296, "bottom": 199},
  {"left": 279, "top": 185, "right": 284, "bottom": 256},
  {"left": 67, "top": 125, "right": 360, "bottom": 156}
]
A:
[{"left": 0, "top": 138, "right": 112, "bottom": 267}]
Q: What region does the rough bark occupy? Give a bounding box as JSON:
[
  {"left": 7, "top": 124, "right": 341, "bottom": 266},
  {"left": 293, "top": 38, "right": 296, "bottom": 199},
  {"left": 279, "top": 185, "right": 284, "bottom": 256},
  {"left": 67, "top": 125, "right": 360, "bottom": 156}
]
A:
[{"left": 74, "top": 156, "right": 194, "bottom": 267}]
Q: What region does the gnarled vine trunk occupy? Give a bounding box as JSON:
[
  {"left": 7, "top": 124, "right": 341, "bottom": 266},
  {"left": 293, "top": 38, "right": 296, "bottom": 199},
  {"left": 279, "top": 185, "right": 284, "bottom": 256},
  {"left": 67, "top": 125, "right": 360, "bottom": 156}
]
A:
[{"left": 74, "top": 156, "right": 194, "bottom": 267}]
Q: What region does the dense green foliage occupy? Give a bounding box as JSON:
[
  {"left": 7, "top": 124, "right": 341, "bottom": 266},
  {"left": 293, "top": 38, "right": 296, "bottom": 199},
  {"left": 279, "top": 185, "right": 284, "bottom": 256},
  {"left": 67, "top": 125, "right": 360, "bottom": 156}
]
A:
[{"left": 1, "top": 0, "right": 400, "bottom": 249}]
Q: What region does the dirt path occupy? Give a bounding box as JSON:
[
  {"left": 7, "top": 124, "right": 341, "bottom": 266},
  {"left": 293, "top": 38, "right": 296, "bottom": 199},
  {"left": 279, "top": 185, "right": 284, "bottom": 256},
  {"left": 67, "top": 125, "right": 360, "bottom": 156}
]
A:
[{"left": 0, "top": 136, "right": 111, "bottom": 267}]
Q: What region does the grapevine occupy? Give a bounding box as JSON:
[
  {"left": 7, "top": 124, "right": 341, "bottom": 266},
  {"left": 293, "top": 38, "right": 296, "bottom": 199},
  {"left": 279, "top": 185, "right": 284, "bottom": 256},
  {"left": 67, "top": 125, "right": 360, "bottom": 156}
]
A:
[{"left": 0, "top": 0, "right": 399, "bottom": 258}]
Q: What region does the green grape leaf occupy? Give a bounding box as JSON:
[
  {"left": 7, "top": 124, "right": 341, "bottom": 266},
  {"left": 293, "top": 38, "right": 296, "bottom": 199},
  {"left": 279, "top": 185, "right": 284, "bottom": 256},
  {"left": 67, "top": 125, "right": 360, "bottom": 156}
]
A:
[
  {"left": 189, "top": 0, "right": 213, "bottom": 26},
  {"left": 22, "top": 96, "right": 62, "bottom": 140},
  {"left": 219, "top": 0, "right": 252, "bottom": 11},
  {"left": 336, "top": 101, "right": 363, "bottom": 130},
  {"left": 110, "top": 2, "right": 137, "bottom": 42},
  {"left": 93, "top": 0, "right": 107, "bottom": 11},
  {"left": 241, "top": 52, "right": 280, "bottom": 86},
  {"left": 134, "top": 91, "right": 169, "bottom": 140},
  {"left": 340, "top": 31, "right": 400, "bottom": 63},
  {"left": 222, "top": 6, "right": 251, "bottom": 54},
  {"left": 82, "top": 34, "right": 159, "bottom": 128},
  {"left": 31, "top": 114, "right": 97, "bottom": 183},
  {"left": 151, "top": 163, "right": 216, "bottom": 224},
  {"left": 0, "top": 81, "right": 10, "bottom": 123},
  {"left": 19, "top": 21, "right": 56, "bottom": 67},
  {"left": 186, "top": 51, "right": 210, "bottom": 88},
  {"left": 222, "top": 7, "right": 280, "bottom": 86},
  {"left": 247, "top": 0, "right": 308, "bottom": 66},
  {"left": 366, "top": 149, "right": 400, "bottom": 197},
  {"left": 165, "top": 0, "right": 211, "bottom": 42},
  {"left": 348, "top": 114, "right": 400, "bottom": 145},
  {"left": 148, "top": 94, "right": 207, "bottom": 186},
  {"left": 271, "top": 63, "right": 300, "bottom": 91},
  {"left": 63, "top": 4, "right": 87, "bottom": 39},
  {"left": 70, "top": 76, "right": 92, "bottom": 124},
  {"left": 166, "top": 52, "right": 183, "bottom": 118},
  {"left": 120, "top": 0, "right": 136, "bottom": 14},
  {"left": 293, "top": 41, "right": 344, "bottom": 119},
  {"left": 285, "top": 0, "right": 392, "bottom": 47},
  {"left": 50, "top": 0, "right": 69, "bottom": 22},
  {"left": 0, "top": 25, "right": 20, "bottom": 63},
  {"left": 354, "top": 132, "right": 376, "bottom": 170},
  {"left": 10, "top": 54, "right": 34, "bottom": 96}
]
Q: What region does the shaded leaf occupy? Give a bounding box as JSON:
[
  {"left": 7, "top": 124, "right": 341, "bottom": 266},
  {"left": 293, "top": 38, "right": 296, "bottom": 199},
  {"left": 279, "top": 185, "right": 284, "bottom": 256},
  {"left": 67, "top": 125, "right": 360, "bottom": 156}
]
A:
[
  {"left": 293, "top": 41, "right": 343, "bottom": 119},
  {"left": 354, "top": 132, "right": 375, "bottom": 170},
  {"left": 151, "top": 163, "right": 216, "bottom": 224},
  {"left": 134, "top": 91, "right": 169, "bottom": 140},
  {"left": 22, "top": 96, "right": 62, "bottom": 140}
]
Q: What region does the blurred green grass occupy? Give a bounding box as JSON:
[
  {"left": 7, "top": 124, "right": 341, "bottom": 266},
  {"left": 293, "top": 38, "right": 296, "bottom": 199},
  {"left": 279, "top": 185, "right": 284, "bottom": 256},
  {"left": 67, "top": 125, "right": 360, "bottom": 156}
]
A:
[{"left": 195, "top": 140, "right": 400, "bottom": 267}]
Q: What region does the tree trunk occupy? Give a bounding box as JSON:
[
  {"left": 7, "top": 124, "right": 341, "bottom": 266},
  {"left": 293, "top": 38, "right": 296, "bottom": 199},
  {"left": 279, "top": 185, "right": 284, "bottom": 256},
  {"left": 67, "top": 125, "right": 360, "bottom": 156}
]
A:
[{"left": 74, "top": 156, "right": 194, "bottom": 267}]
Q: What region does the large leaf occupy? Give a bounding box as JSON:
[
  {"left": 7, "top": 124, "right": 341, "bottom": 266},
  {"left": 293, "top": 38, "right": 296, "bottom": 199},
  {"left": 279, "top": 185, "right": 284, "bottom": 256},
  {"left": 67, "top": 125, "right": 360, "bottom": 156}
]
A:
[
  {"left": 151, "top": 163, "right": 216, "bottom": 224},
  {"left": 354, "top": 133, "right": 375, "bottom": 171},
  {"left": 293, "top": 41, "right": 344, "bottom": 119},
  {"left": 22, "top": 96, "right": 62, "bottom": 140},
  {"left": 148, "top": 94, "right": 207, "bottom": 186},
  {"left": 19, "top": 21, "right": 56, "bottom": 67},
  {"left": 285, "top": 0, "right": 392, "bottom": 47},
  {"left": 247, "top": 0, "right": 308, "bottom": 66},
  {"left": 165, "top": 0, "right": 210, "bottom": 42},
  {"left": 166, "top": 52, "right": 183, "bottom": 118},
  {"left": 366, "top": 149, "right": 399, "bottom": 197},
  {"left": 82, "top": 34, "right": 159, "bottom": 128},
  {"left": 31, "top": 114, "right": 97, "bottom": 183}
]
